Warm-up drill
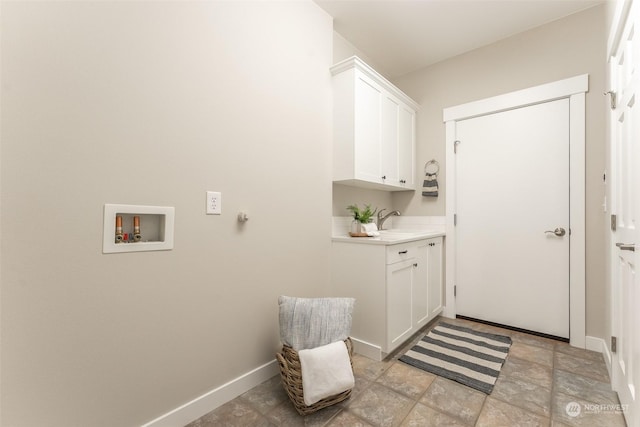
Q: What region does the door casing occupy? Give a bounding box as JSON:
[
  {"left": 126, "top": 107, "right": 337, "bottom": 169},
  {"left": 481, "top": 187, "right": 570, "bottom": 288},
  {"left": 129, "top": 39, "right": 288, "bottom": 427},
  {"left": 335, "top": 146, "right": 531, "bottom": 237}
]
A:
[
  {"left": 443, "top": 75, "right": 588, "bottom": 348},
  {"left": 608, "top": 0, "right": 638, "bottom": 424}
]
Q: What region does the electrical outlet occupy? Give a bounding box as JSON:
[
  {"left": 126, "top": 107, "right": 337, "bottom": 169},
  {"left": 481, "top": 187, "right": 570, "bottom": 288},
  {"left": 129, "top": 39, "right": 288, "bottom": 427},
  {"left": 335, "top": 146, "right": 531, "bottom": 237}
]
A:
[{"left": 206, "top": 191, "right": 221, "bottom": 215}]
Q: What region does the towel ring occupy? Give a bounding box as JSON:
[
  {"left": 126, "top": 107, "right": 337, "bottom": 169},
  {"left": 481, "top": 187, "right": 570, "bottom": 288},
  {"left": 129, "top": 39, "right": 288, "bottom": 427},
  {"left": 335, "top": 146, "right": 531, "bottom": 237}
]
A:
[{"left": 425, "top": 159, "right": 440, "bottom": 176}]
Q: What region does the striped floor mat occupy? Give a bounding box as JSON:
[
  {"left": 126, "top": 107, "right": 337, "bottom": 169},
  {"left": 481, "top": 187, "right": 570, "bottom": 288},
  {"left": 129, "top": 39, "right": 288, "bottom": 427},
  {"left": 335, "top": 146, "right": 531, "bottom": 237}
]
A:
[{"left": 399, "top": 322, "right": 512, "bottom": 394}]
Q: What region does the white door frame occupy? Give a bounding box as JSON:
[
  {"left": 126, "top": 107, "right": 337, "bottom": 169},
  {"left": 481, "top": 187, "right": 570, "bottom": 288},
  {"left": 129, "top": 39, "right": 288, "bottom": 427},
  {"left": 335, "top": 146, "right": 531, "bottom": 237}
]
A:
[
  {"left": 607, "top": 0, "right": 638, "bottom": 424},
  {"left": 443, "top": 75, "right": 588, "bottom": 348}
]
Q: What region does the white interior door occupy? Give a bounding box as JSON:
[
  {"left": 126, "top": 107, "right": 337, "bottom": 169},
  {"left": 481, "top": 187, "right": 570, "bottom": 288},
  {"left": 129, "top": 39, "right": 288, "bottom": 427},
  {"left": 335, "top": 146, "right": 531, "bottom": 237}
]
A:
[
  {"left": 609, "top": 1, "right": 640, "bottom": 424},
  {"left": 455, "top": 99, "right": 570, "bottom": 339}
]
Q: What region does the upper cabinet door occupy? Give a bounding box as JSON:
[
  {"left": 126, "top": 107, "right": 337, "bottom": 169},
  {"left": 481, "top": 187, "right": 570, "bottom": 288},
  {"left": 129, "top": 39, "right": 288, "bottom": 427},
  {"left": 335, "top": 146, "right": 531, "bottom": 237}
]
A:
[
  {"left": 331, "top": 56, "right": 419, "bottom": 192},
  {"left": 398, "top": 105, "right": 416, "bottom": 188},
  {"left": 381, "top": 94, "right": 400, "bottom": 186},
  {"left": 354, "top": 73, "right": 384, "bottom": 184}
]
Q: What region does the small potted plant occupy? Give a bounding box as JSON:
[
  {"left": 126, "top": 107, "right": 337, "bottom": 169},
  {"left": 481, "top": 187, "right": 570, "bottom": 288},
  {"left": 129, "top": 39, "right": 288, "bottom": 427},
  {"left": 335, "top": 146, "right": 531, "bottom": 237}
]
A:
[{"left": 346, "top": 204, "right": 377, "bottom": 235}]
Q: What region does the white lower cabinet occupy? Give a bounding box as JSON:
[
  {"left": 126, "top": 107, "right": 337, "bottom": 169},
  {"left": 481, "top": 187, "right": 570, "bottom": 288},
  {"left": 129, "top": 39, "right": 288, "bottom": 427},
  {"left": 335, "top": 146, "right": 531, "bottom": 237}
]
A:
[{"left": 331, "top": 236, "right": 444, "bottom": 361}]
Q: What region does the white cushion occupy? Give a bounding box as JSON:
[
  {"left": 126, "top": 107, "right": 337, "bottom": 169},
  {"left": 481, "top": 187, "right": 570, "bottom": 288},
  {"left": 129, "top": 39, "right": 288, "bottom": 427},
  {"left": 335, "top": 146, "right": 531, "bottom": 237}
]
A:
[{"left": 278, "top": 296, "right": 354, "bottom": 351}]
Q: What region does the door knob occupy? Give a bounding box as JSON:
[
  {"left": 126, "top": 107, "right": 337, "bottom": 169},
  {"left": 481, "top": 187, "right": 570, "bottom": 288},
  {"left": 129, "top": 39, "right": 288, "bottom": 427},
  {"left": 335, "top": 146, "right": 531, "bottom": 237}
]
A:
[
  {"left": 545, "top": 228, "right": 566, "bottom": 237},
  {"left": 616, "top": 242, "right": 635, "bottom": 251}
]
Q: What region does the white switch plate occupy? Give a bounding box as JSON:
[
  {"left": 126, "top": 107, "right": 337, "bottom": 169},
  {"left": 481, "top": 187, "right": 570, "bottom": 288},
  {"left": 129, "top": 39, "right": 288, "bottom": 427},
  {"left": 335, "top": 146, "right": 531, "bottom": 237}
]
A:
[{"left": 206, "top": 191, "right": 221, "bottom": 215}]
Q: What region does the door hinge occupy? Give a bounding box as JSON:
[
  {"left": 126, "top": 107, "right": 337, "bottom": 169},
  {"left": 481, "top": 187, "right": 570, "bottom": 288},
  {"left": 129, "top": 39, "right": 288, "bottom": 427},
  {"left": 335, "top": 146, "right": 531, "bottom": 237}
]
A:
[
  {"left": 611, "top": 214, "right": 617, "bottom": 232},
  {"left": 611, "top": 336, "right": 617, "bottom": 353},
  {"left": 454, "top": 285, "right": 457, "bottom": 297},
  {"left": 604, "top": 90, "right": 617, "bottom": 110},
  {"left": 454, "top": 214, "right": 457, "bottom": 226},
  {"left": 454, "top": 140, "right": 460, "bottom": 154}
]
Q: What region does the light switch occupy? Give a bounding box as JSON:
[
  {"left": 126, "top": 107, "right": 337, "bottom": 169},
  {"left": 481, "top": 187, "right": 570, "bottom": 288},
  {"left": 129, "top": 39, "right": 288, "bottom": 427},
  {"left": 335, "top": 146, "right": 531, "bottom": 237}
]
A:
[{"left": 206, "top": 191, "right": 221, "bottom": 215}]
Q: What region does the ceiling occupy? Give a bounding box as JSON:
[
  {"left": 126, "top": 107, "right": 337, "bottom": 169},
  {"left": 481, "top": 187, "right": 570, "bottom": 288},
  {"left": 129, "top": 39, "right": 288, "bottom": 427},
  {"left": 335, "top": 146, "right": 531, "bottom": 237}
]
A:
[{"left": 314, "top": 0, "right": 605, "bottom": 78}]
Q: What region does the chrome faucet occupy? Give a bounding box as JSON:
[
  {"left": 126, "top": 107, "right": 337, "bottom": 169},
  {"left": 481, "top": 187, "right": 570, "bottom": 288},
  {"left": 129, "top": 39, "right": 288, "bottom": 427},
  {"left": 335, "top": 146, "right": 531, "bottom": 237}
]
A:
[{"left": 377, "top": 209, "right": 401, "bottom": 230}]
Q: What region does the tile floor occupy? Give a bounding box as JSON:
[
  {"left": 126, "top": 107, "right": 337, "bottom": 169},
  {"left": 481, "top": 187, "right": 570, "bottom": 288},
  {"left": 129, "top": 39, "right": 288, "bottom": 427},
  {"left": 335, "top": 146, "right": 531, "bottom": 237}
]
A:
[{"left": 186, "top": 317, "right": 627, "bottom": 427}]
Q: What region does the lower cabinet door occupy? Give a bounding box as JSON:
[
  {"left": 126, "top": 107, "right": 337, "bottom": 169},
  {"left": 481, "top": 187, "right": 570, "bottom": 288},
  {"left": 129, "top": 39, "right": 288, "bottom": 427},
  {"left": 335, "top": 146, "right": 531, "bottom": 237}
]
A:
[
  {"left": 386, "top": 259, "right": 415, "bottom": 352},
  {"left": 413, "top": 241, "right": 430, "bottom": 327},
  {"left": 427, "top": 238, "right": 444, "bottom": 317}
]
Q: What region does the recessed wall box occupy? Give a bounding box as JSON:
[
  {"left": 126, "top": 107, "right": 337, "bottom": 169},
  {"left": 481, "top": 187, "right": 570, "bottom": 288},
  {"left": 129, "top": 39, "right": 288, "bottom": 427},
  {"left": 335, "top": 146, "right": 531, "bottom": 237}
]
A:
[{"left": 103, "top": 204, "right": 175, "bottom": 253}]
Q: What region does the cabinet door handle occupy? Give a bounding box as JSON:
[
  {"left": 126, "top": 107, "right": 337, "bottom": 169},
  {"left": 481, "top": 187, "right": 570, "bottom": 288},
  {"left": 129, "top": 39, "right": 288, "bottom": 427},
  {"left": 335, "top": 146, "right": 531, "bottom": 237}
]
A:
[
  {"left": 398, "top": 250, "right": 408, "bottom": 254},
  {"left": 382, "top": 175, "right": 387, "bottom": 180},
  {"left": 413, "top": 263, "right": 418, "bottom": 267}
]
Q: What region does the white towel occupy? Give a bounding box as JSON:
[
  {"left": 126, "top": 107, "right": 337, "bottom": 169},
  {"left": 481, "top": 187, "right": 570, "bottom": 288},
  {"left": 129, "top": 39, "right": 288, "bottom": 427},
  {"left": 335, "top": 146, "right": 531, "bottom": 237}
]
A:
[
  {"left": 298, "top": 340, "right": 355, "bottom": 406},
  {"left": 362, "top": 222, "right": 380, "bottom": 237}
]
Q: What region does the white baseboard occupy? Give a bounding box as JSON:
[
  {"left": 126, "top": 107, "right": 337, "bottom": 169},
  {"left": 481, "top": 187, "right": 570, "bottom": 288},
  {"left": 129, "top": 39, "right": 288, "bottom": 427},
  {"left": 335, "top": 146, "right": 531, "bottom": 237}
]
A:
[
  {"left": 151, "top": 336, "right": 609, "bottom": 426},
  {"left": 141, "top": 359, "right": 280, "bottom": 427},
  {"left": 351, "top": 337, "right": 383, "bottom": 361},
  {"left": 585, "top": 335, "right": 605, "bottom": 353},
  {"left": 586, "top": 335, "right": 612, "bottom": 378},
  {"left": 603, "top": 342, "right": 613, "bottom": 380}
]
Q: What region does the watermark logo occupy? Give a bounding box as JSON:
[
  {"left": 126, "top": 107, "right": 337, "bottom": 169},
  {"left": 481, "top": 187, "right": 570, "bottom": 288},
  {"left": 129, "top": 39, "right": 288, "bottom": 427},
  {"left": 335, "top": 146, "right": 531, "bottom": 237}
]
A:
[
  {"left": 566, "top": 401, "right": 581, "bottom": 417},
  {"left": 565, "top": 401, "right": 628, "bottom": 417}
]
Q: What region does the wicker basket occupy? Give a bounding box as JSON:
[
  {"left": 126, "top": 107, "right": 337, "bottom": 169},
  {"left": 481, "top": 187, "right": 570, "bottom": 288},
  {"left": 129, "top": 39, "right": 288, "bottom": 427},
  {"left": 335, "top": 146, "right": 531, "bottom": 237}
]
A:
[{"left": 276, "top": 338, "right": 354, "bottom": 415}]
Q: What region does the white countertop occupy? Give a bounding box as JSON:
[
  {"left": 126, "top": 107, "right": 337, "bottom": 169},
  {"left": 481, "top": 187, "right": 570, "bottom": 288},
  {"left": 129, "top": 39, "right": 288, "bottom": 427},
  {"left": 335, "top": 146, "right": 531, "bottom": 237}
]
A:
[{"left": 332, "top": 229, "right": 445, "bottom": 245}]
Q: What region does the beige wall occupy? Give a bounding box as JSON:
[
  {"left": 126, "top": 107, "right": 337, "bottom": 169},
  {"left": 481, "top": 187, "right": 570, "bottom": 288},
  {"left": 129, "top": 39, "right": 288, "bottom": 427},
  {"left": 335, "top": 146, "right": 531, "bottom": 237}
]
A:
[
  {"left": 392, "top": 5, "right": 608, "bottom": 339},
  {"left": 0, "top": 2, "right": 614, "bottom": 425},
  {"left": 332, "top": 183, "right": 393, "bottom": 218},
  {"left": 333, "top": 30, "right": 392, "bottom": 79},
  {"left": 0, "top": 2, "right": 333, "bottom": 426}
]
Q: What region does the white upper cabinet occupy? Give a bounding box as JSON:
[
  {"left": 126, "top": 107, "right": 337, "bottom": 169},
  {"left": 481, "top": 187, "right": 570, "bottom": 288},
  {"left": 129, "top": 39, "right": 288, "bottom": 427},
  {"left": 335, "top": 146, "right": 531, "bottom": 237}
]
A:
[{"left": 331, "top": 57, "right": 418, "bottom": 191}]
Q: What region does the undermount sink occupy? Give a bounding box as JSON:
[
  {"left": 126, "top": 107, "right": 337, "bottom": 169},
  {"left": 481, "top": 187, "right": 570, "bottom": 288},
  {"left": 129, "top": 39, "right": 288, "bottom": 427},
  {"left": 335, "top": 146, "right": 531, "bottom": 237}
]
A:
[
  {"left": 334, "top": 227, "right": 444, "bottom": 245},
  {"left": 374, "top": 229, "right": 438, "bottom": 241},
  {"left": 378, "top": 229, "right": 431, "bottom": 235}
]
